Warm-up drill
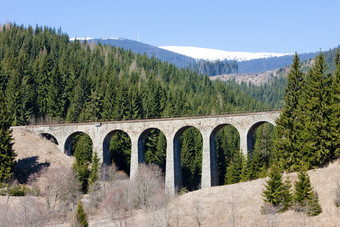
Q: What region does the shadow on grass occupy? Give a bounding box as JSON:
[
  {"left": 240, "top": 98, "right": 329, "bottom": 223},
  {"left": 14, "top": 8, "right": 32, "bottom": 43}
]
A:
[{"left": 14, "top": 156, "right": 50, "bottom": 184}]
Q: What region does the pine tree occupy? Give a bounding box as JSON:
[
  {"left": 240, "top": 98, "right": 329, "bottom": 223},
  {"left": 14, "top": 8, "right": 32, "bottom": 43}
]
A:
[
  {"left": 298, "top": 53, "right": 334, "bottom": 168},
  {"left": 274, "top": 53, "right": 304, "bottom": 171},
  {"left": 73, "top": 199, "right": 88, "bottom": 227},
  {"left": 89, "top": 151, "right": 100, "bottom": 186},
  {"left": 293, "top": 170, "right": 312, "bottom": 208},
  {"left": 330, "top": 49, "right": 340, "bottom": 157},
  {"left": 307, "top": 191, "right": 322, "bottom": 216},
  {"left": 224, "top": 151, "right": 243, "bottom": 185},
  {"left": 0, "top": 91, "right": 17, "bottom": 182},
  {"left": 262, "top": 165, "right": 292, "bottom": 212},
  {"left": 110, "top": 131, "right": 131, "bottom": 175},
  {"left": 293, "top": 169, "right": 321, "bottom": 216},
  {"left": 72, "top": 133, "right": 92, "bottom": 193}
]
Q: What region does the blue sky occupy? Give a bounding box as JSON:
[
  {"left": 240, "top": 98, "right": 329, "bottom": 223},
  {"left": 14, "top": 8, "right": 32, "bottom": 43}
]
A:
[{"left": 1, "top": 0, "right": 339, "bottom": 53}]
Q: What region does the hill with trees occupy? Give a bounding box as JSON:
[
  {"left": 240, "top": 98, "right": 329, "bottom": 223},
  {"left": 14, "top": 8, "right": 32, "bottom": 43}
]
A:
[{"left": 0, "top": 23, "right": 275, "bottom": 191}]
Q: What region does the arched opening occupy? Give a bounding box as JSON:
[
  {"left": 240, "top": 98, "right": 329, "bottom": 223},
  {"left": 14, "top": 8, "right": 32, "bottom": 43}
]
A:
[
  {"left": 103, "top": 130, "right": 131, "bottom": 176},
  {"left": 64, "top": 132, "right": 92, "bottom": 157},
  {"left": 174, "top": 126, "right": 203, "bottom": 192},
  {"left": 246, "top": 122, "right": 275, "bottom": 180},
  {"left": 210, "top": 124, "right": 240, "bottom": 186},
  {"left": 41, "top": 133, "right": 58, "bottom": 145},
  {"left": 138, "top": 128, "right": 167, "bottom": 173}
]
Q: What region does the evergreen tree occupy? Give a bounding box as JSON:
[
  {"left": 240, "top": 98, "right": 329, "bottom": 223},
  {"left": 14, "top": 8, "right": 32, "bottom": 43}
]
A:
[
  {"left": 72, "top": 133, "right": 92, "bottom": 193},
  {"left": 262, "top": 165, "right": 292, "bottom": 212},
  {"left": 224, "top": 150, "right": 243, "bottom": 185},
  {"left": 73, "top": 199, "right": 88, "bottom": 227},
  {"left": 110, "top": 131, "right": 131, "bottom": 175},
  {"left": 89, "top": 151, "right": 100, "bottom": 186},
  {"left": 0, "top": 91, "right": 16, "bottom": 182},
  {"left": 274, "top": 53, "right": 304, "bottom": 171},
  {"left": 307, "top": 191, "right": 322, "bottom": 216},
  {"left": 298, "top": 53, "right": 334, "bottom": 168},
  {"left": 293, "top": 169, "right": 321, "bottom": 216},
  {"left": 330, "top": 49, "right": 340, "bottom": 157}
]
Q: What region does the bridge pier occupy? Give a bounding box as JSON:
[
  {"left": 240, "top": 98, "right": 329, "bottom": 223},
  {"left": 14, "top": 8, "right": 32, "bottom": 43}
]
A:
[
  {"left": 130, "top": 136, "right": 139, "bottom": 179},
  {"left": 165, "top": 133, "right": 175, "bottom": 194},
  {"left": 201, "top": 131, "right": 212, "bottom": 189}
]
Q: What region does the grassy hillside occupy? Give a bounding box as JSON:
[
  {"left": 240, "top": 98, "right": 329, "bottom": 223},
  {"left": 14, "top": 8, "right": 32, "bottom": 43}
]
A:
[{"left": 6, "top": 129, "right": 340, "bottom": 226}]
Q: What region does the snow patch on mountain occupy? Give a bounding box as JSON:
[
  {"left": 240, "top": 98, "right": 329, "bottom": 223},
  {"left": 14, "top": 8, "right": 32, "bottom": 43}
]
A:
[
  {"left": 70, "top": 37, "right": 125, "bottom": 41},
  {"left": 69, "top": 37, "right": 93, "bottom": 41},
  {"left": 159, "top": 46, "right": 293, "bottom": 62}
]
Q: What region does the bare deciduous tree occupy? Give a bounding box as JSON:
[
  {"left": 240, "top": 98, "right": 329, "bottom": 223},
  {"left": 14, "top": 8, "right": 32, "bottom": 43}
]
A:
[
  {"left": 101, "top": 181, "right": 130, "bottom": 227},
  {"left": 131, "top": 164, "right": 164, "bottom": 209},
  {"left": 17, "top": 196, "right": 47, "bottom": 227},
  {"left": 41, "top": 166, "right": 81, "bottom": 223},
  {"left": 261, "top": 203, "right": 282, "bottom": 227}
]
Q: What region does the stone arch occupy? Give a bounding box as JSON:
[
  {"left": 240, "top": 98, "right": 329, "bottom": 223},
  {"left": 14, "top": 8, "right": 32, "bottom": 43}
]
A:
[
  {"left": 210, "top": 124, "right": 240, "bottom": 186},
  {"left": 137, "top": 128, "right": 167, "bottom": 169},
  {"left": 64, "top": 131, "right": 92, "bottom": 156},
  {"left": 40, "top": 133, "right": 58, "bottom": 145},
  {"left": 247, "top": 121, "right": 275, "bottom": 155},
  {"left": 103, "top": 130, "right": 131, "bottom": 174},
  {"left": 173, "top": 126, "right": 203, "bottom": 192}
]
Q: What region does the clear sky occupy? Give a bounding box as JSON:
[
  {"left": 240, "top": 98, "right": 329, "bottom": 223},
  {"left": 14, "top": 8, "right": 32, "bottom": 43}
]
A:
[{"left": 1, "top": 0, "right": 339, "bottom": 53}]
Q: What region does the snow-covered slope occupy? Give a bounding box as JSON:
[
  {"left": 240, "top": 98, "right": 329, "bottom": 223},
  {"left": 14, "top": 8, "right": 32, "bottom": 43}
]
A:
[
  {"left": 159, "top": 46, "right": 293, "bottom": 62},
  {"left": 69, "top": 37, "right": 93, "bottom": 41}
]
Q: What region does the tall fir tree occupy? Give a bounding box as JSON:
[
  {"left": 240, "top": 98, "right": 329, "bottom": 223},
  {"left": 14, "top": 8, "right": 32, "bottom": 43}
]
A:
[
  {"left": 73, "top": 199, "right": 88, "bottom": 227},
  {"left": 298, "top": 53, "right": 334, "bottom": 168},
  {"left": 293, "top": 169, "right": 321, "bottom": 216},
  {"left": 274, "top": 53, "right": 305, "bottom": 171},
  {"left": 224, "top": 150, "right": 243, "bottom": 185},
  {"left": 330, "top": 49, "right": 340, "bottom": 158},
  {"left": 89, "top": 151, "right": 100, "bottom": 186},
  {"left": 262, "top": 165, "right": 292, "bottom": 212},
  {"left": 0, "top": 91, "right": 17, "bottom": 182}
]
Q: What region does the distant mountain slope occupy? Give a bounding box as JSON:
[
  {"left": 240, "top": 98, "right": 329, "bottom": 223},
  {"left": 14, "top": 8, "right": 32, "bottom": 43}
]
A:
[
  {"left": 159, "top": 46, "right": 293, "bottom": 61},
  {"left": 237, "top": 52, "right": 318, "bottom": 73},
  {"left": 76, "top": 38, "right": 197, "bottom": 68},
  {"left": 70, "top": 37, "right": 327, "bottom": 75}
]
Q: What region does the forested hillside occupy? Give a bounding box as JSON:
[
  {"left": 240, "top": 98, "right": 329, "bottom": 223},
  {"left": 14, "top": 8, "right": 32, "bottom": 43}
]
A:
[
  {"left": 87, "top": 38, "right": 197, "bottom": 69},
  {"left": 0, "top": 24, "right": 269, "bottom": 126},
  {"left": 1, "top": 23, "right": 337, "bottom": 194},
  {"left": 0, "top": 23, "right": 275, "bottom": 191}
]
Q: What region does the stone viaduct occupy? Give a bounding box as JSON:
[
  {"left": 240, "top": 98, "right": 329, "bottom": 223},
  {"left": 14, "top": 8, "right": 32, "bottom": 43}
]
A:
[{"left": 12, "top": 111, "right": 280, "bottom": 194}]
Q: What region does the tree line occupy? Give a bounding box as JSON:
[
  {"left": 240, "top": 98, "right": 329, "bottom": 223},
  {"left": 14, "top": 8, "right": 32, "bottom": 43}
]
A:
[
  {"left": 0, "top": 23, "right": 276, "bottom": 191},
  {"left": 1, "top": 23, "right": 337, "bottom": 194}
]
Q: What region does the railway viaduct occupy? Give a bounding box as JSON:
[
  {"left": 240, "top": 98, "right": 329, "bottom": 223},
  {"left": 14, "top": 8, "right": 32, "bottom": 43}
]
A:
[{"left": 12, "top": 111, "right": 280, "bottom": 194}]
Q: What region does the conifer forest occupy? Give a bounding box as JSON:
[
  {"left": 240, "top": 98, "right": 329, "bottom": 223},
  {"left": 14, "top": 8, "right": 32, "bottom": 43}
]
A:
[{"left": 0, "top": 23, "right": 339, "bottom": 192}]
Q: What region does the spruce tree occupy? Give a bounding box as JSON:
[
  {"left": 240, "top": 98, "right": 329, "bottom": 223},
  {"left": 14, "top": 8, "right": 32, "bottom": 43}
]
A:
[
  {"left": 307, "top": 191, "right": 322, "bottom": 216},
  {"left": 330, "top": 49, "right": 340, "bottom": 157},
  {"left": 0, "top": 91, "right": 16, "bottom": 182},
  {"left": 72, "top": 133, "right": 92, "bottom": 193},
  {"left": 224, "top": 150, "right": 243, "bottom": 185},
  {"left": 274, "top": 53, "right": 304, "bottom": 171},
  {"left": 89, "top": 151, "right": 100, "bottom": 186},
  {"left": 294, "top": 170, "right": 312, "bottom": 209},
  {"left": 293, "top": 170, "right": 322, "bottom": 215},
  {"left": 73, "top": 199, "right": 88, "bottom": 227},
  {"left": 298, "top": 53, "right": 334, "bottom": 168},
  {"left": 262, "top": 165, "right": 292, "bottom": 212}
]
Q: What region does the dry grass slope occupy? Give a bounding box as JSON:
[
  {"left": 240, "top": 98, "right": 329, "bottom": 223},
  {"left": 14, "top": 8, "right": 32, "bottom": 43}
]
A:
[{"left": 5, "top": 128, "right": 340, "bottom": 226}]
